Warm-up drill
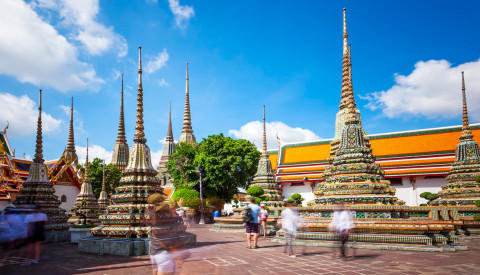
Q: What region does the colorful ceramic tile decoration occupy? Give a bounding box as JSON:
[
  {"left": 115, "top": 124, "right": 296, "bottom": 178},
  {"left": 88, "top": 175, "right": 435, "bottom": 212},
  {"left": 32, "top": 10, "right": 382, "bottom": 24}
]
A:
[{"left": 13, "top": 90, "right": 69, "bottom": 232}]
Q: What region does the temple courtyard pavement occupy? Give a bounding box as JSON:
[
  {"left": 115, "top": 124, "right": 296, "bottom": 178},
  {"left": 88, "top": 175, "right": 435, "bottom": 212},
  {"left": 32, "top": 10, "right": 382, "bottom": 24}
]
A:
[{"left": 2, "top": 225, "right": 480, "bottom": 275}]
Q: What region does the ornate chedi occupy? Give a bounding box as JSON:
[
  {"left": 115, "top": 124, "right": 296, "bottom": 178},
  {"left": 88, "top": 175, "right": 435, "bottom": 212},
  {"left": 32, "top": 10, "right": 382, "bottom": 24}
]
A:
[
  {"left": 436, "top": 72, "right": 480, "bottom": 206},
  {"left": 250, "top": 106, "right": 284, "bottom": 207},
  {"left": 63, "top": 97, "right": 78, "bottom": 165},
  {"left": 92, "top": 47, "right": 166, "bottom": 238},
  {"left": 178, "top": 62, "right": 197, "bottom": 144},
  {"left": 111, "top": 75, "right": 129, "bottom": 172},
  {"left": 156, "top": 101, "right": 176, "bottom": 188},
  {"left": 329, "top": 11, "right": 365, "bottom": 161},
  {"left": 13, "top": 90, "right": 69, "bottom": 231},
  {"left": 97, "top": 162, "right": 109, "bottom": 212},
  {"left": 314, "top": 8, "right": 402, "bottom": 206},
  {"left": 69, "top": 139, "right": 99, "bottom": 224}
]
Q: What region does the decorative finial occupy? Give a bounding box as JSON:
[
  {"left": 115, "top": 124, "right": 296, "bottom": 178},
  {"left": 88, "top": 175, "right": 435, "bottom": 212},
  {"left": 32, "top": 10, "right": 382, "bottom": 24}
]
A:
[
  {"left": 67, "top": 97, "right": 76, "bottom": 154},
  {"left": 3, "top": 121, "right": 8, "bottom": 132},
  {"left": 133, "top": 47, "right": 147, "bottom": 144},
  {"left": 116, "top": 74, "right": 127, "bottom": 143},
  {"left": 460, "top": 71, "right": 473, "bottom": 140},
  {"left": 34, "top": 89, "right": 44, "bottom": 163},
  {"left": 343, "top": 8, "right": 348, "bottom": 55},
  {"left": 262, "top": 105, "right": 267, "bottom": 156},
  {"left": 340, "top": 8, "right": 356, "bottom": 113},
  {"left": 183, "top": 62, "right": 192, "bottom": 129},
  {"left": 84, "top": 138, "right": 90, "bottom": 181},
  {"left": 166, "top": 101, "right": 174, "bottom": 140},
  {"left": 102, "top": 161, "right": 106, "bottom": 192}
]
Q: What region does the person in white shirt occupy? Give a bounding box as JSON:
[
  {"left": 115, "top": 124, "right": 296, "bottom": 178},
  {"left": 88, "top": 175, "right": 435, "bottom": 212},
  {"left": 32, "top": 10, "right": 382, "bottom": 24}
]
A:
[
  {"left": 281, "top": 202, "right": 300, "bottom": 258},
  {"left": 329, "top": 203, "right": 354, "bottom": 258},
  {"left": 259, "top": 205, "right": 269, "bottom": 239}
]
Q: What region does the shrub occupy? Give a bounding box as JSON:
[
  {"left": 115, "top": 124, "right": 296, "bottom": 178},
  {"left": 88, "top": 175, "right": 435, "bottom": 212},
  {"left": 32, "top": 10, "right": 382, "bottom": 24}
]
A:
[
  {"left": 290, "top": 193, "right": 304, "bottom": 205},
  {"left": 287, "top": 198, "right": 294, "bottom": 203},
  {"left": 420, "top": 203, "right": 428, "bottom": 206},
  {"left": 420, "top": 192, "right": 439, "bottom": 204},
  {"left": 475, "top": 201, "right": 480, "bottom": 208},
  {"left": 474, "top": 214, "right": 480, "bottom": 221},
  {"left": 172, "top": 189, "right": 200, "bottom": 199},
  {"left": 247, "top": 186, "right": 264, "bottom": 197},
  {"left": 254, "top": 197, "right": 262, "bottom": 205}
]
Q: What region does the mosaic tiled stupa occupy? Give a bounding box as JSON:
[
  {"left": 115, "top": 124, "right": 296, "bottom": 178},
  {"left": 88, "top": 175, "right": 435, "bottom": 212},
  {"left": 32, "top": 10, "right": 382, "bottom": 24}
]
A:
[
  {"left": 69, "top": 139, "right": 100, "bottom": 224},
  {"left": 436, "top": 72, "right": 480, "bottom": 206},
  {"left": 14, "top": 90, "right": 69, "bottom": 231},
  {"left": 314, "top": 8, "right": 402, "bottom": 206},
  {"left": 250, "top": 106, "right": 284, "bottom": 207},
  {"left": 111, "top": 75, "right": 129, "bottom": 172},
  {"left": 92, "top": 47, "right": 167, "bottom": 238},
  {"left": 97, "top": 162, "right": 110, "bottom": 212},
  {"left": 178, "top": 62, "right": 196, "bottom": 144},
  {"left": 156, "top": 101, "right": 176, "bottom": 188}
]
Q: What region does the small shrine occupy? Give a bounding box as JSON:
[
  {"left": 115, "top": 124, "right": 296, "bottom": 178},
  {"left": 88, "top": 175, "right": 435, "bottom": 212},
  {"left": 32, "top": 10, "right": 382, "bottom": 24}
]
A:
[
  {"left": 435, "top": 72, "right": 480, "bottom": 206},
  {"left": 250, "top": 106, "right": 284, "bottom": 207},
  {"left": 97, "top": 162, "right": 110, "bottom": 212},
  {"left": 68, "top": 139, "right": 99, "bottom": 224}
]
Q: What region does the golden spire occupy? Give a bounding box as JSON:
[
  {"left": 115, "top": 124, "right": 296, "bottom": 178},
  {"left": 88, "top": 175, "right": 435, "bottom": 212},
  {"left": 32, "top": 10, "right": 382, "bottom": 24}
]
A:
[
  {"left": 133, "top": 47, "right": 146, "bottom": 144},
  {"left": 460, "top": 71, "right": 473, "bottom": 140},
  {"left": 183, "top": 62, "right": 192, "bottom": 130},
  {"left": 166, "top": 101, "right": 174, "bottom": 141},
  {"left": 84, "top": 138, "right": 90, "bottom": 182},
  {"left": 116, "top": 74, "right": 127, "bottom": 143},
  {"left": 34, "top": 89, "right": 44, "bottom": 163},
  {"left": 262, "top": 105, "right": 268, "bottom": 156}
]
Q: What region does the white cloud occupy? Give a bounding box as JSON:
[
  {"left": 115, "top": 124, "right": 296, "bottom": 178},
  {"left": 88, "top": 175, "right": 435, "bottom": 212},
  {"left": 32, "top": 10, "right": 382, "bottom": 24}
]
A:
[
  {"left": 158, "top": 79, "right": 169, "bottom": 86},
  {"left": 151, "top": 149, "right": 163, "bottom": 168},
  {"left": 168, "top": 0, "right": 195, "bottom": 29},
  {"left": 0, "top": 93, "right": 62, "bottom": 137},
  {"left": 145, "top": 48, "right": 169, "bottom": 73},
  {"left": 76, "top": 144, "right": 112, "bottom": 164},
  {"left": 35, "top": 0, "right": 128, "bottom": 57},
  {"left": 364, "top": 59, "right": 480, "bottom": 120},
  {"left": 229, "top": 121, "right": 321, "bottom": 150},
  {"left": 0, "top": 1, "right": 103, "bottom": 91}
]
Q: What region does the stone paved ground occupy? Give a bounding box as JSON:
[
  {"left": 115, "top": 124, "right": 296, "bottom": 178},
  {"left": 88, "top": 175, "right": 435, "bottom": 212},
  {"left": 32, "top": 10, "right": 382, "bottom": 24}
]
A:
[{"left": 2, "top": 225, "right": 480, "bottom": 274}]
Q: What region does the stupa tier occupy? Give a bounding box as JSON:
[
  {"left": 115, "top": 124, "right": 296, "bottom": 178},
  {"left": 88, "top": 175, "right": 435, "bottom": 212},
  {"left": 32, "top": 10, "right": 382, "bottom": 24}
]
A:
[
  {"left": 250, "top": 106, "right": 284, "bottom": 206},
  {"left": 13, "top": 90, "right": 69, "bottom": 231},
  {"left": 314, "top": 8, "right": 402, "bottom": 206},
  {"left": 91, "top": 47, "right": 165, "bottom": 238},
  {"left": 69, "top": 139, "right": 99, "bottom": 224},
  {"left": 436, "top": 72, "right": 480, "bottom": 206}
]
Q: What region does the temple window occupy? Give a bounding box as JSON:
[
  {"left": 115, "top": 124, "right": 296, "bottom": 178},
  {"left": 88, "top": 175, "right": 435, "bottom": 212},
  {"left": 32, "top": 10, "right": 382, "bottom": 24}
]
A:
[{"left": 61, "top": 194, "right": 67, "bottom": 202}]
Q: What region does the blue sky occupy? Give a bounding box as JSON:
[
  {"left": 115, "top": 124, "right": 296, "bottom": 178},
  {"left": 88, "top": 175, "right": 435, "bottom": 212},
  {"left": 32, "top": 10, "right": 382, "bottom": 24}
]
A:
[{"left": 1, "top": 0, "right": 480, "bottom": 164}]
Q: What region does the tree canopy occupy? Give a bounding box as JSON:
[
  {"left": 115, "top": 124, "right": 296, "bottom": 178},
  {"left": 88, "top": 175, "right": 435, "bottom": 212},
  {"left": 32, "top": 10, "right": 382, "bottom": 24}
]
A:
[{"left": 166, "top": 134, "right": 261, "bottom": 202}]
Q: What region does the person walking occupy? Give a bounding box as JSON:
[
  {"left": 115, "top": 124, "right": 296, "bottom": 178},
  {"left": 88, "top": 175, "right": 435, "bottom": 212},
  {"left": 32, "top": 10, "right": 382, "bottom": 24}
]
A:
[
  {"left": 243, "top": 197, "right": 261, "bottom": 249},
  {"left": 281, "top": 202, "right": 300, "bottom": 258},
  {"left": 259, "top": 205, "right": 269, "bottom": 239},
  {"left": 23, "top": 208, "right": 47, "bottom": 265},
  {"left": 329, "top": 203, "right": 354, "bottom": 258}
]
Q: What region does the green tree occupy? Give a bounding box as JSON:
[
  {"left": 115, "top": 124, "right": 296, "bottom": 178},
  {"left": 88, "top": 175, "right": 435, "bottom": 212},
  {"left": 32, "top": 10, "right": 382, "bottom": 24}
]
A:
[
  {"left": 166, "top": 142, "right": 199, "bottom": 189},
  {"left": 419, "top": 192, "right": 439, "bottom": 205},
  {"left": 195, "top": 134, "right": 261, "bottom": 202},
  {"left": 78, "top": 158, "right": 122, "bottom": 198}
]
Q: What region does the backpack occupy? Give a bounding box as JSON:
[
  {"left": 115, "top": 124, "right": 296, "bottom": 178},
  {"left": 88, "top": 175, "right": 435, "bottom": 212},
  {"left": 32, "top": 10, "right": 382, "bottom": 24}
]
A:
[{"left": 242, "top": 206, "right": 253, "bottom": 223}]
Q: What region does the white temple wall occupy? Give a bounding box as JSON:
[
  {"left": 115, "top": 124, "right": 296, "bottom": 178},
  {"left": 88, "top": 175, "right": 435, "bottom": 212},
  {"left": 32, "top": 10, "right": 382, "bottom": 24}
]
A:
[
  {"left": 282, "top": 183, "right": 315, "bottom": 206},
  {"left": 414, "top": 177, "right": 445, "bottom": 205},
  {"left": 0, "top": 201, "right": 10, "bottom": 211},
  {"left": 54, "top": 185, "right": 79, "bottom": 212}
]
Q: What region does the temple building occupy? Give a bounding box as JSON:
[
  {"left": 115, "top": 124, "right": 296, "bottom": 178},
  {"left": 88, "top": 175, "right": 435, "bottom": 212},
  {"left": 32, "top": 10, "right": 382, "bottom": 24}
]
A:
[
  {"left": 156, "top": 101, "right": 176, "bottom": 197},
  {"left": 13, "top": 90, "right": 69, "bottom": 232},
  {"left": 111, "top": 75, "right": 129, "bottom": 172},
  {"left": 1, "top": 98, "right": 81, "bottom": 211},
  {"left": 178, "top": 62, "right": 196, "bottom": 144},
  {"left": 250, "top": 106, "right": 284, "bottom": 206}
]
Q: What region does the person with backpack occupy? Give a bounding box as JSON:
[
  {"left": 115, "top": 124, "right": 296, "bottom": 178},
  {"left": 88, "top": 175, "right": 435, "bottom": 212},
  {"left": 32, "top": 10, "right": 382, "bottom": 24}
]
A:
[{"left": 243, "top": 197, "right": 261, "bottom": 249}]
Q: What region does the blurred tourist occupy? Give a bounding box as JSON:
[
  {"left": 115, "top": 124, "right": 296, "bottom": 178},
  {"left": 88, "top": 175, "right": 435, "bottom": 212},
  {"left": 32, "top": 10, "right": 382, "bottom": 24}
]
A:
[
  {"left": 23, "top": 208, "right": 47, "bottom": 265},
  {"left": 2, "top": 208, "right": 28, "bottom": 261},
  {"left": 259, "top": 205, "right": 269, "bottom": 239},
  {"left": 281, "top": 202, "right": 300, "bottom": 258},
  {"left": 329, "top": 202, "right": 354, "bottom": 258}
]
